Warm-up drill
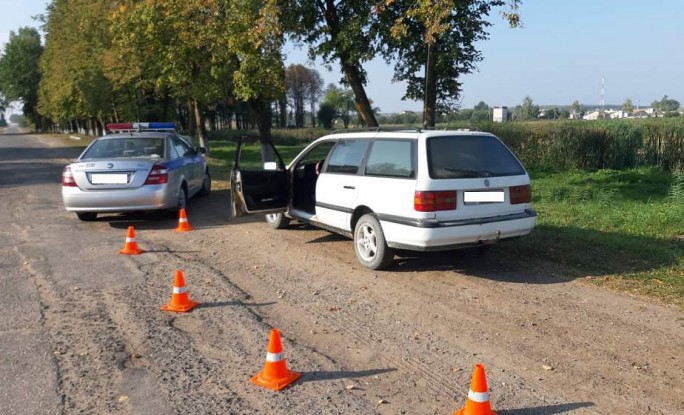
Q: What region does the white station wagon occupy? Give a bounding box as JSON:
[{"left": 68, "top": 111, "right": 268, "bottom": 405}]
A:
[{"left": 230, "top": 129, "right": 536, "bottom": 270}]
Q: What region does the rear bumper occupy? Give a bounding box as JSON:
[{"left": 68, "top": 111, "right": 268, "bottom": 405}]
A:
[
  {"left": 62, "top": 185, "right": 176, "bottom": 212},
  {"left": 379, "top": 209, "right": 536, "bottom": 251}
]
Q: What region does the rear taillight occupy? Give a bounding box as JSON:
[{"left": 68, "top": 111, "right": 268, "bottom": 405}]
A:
[
  {"left": 62, "top": 166, "right": 77, "bottom": 187},
  {"left": 414, "top": 190, "right": 457, "bottom": 212},
  {"left": 510, "top": 185, "right": 532, "bottom": 204},
  {"left": 144, "top": 164, "right": 169, "bottom": 185}
]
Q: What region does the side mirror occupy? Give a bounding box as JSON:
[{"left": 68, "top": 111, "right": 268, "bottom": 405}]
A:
[
  {"left": 263, "top": 161, "right": 278, "bottom": 171},
  {"left": 197, "top": 147, "right": 207, "bottom": 155}
]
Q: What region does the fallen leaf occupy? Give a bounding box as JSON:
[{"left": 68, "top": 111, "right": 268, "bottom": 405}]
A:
[
  {"left": 377, "top": 399, "right": 387, "bottom": 404},
  {"left": 346, "top": 384, "right": 356, "bottom": 390},
  {"left": 117, "top": 395, "right": 129, "bottom": 403},
  {"left": 542, "top": 364, "right": 554, "bottom": 371}
]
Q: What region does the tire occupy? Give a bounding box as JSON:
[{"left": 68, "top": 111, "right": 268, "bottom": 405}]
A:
[
  {"left": 176, "top": 185, "right": 187, "bottom": 211},
  {"left": 76, "top": 212, "right": 97, "bottom": 221},
  {"left": 265, "top": 213, "right": 290, "bottom": 229},
  {"left": 353, "top": 213, "right": 394, "bottom": 270},
  {"left": 199, "top": 170, "right": 211, "bottom": 197}
]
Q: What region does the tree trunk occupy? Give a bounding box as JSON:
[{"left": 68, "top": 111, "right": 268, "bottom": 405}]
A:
[
  {"left": 341, "top": 62, "right": 378, "bottom": 127},
  {"left": 249, "top": 98, "right": 275, "bottom": 163},
  {"left": 423, "top": 43, "right": 437, "bottom": 128},
  {"left": 310, "top": 100, "right": 317, "bottom": 128},
  {"left": 193, "top": 100, "right": 209, "bottom": 151},
  {"left": 279, "top": 98, "right": 287, "bottom": 128},
  {"left": 322, "top": 0, "right": 378, "bottom": 128}
]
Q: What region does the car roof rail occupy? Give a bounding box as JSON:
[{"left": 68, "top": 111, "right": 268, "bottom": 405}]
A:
[{"left": 330, "top": 126, "right": 422, "bottom": 134}]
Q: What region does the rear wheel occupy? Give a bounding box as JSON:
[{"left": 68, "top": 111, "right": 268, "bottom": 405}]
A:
[
  {"left": 265, "top": 213, "right": 290, "bottom": 229},
  {"left": 76, "top": 212, "right": 97, "bottom": 221},
  {"left": 353, "top": 213, "right": 394, "bottom": 270}
]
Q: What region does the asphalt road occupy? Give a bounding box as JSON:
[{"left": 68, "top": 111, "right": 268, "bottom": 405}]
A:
[{"left": 1, "top": 129, "right": 683, "bottom": 415}]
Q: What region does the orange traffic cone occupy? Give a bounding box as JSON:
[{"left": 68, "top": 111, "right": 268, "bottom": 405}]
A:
[
  {"left": 161, "top": 270, "right": 199, "bottom": 312},
  {"left": 119, "top": 226, "right": 144, "bottom": 255},
  {"left": 454, "top": 364, "right": 497, "bottom": 415},
  {"left": 250, "top": 329, "right": 301, "bottom": 391},
  {"left": 174, "top": 208, "right": 194, "bottom": 232}
]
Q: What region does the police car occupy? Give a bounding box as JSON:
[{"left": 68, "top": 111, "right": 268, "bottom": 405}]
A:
[{"left": 62, "top": 122, "right": 210, "bottom": 221}]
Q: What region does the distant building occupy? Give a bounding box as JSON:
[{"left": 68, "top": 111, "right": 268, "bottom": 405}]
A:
[
  {"left": 608, "top": 110, "right": 628, "bottom": 119},
  {"left": 492, "top": 107, "right": 508, "bottom": 122},
  {"left": 583, "top": 110, "right": 601, "bottom": 120},
  {"left": 632, "top": 110, "right": 649, "bottom": 119}
]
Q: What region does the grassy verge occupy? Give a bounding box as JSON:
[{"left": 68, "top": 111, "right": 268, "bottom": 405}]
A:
[{"left": 499, "top": 167, "right": 684, "bottom": 307}]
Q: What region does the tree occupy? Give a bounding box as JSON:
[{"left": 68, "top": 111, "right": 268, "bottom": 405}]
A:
[
  {"left": 379, "top": 0, "right": 522, "bottom": 127},
  {"left": 512, "top": 95, "right": 538, "bottom": 121},
  {"left": 0, "top": 27, "right": 43, "bottom": 129},
  {"left": 570, "top": 100, "right": 584, "bottom": 119},
  {"left": 651, "top": 95, "right": 680, "bottom": 112},
  {"left": 321, "top": 84, "right": 356, "bottom": 128},
  {"left": 306, "top": 69, "right": 324, "bottom": 127},
  {"left": 285, "top": 64, "right": 323, "bottom": 128},
  {"left": 282, "top": 0, "right": 381, "bottom": 127},
  {"left": 317, "top": 102, "right": 336, "bottom": 129},
  {"left": 622, "top": 98, "right": 634, "bottom": 113}
]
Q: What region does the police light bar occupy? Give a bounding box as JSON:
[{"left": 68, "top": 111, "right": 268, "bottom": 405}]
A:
[{"left": 106, "top": 122, "right": 176, "bottom": 132}]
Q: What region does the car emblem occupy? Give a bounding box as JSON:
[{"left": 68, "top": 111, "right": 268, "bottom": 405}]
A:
[
  {"left": 107, "top": 163, "right": 114, "bottom": 169},
  {"left": 484, "top": 179, "right": 490, "bottom": 188}
]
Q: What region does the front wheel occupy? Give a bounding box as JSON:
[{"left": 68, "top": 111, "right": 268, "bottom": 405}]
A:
[
  {"left": 199, "top": 170, "right": 211, "bottom": 197},
  {"left": 265, "top": 213, "right": 290, "bottom": 229},
  {"left": 353, "top": 213, "right": 394, "bottom": 270}
]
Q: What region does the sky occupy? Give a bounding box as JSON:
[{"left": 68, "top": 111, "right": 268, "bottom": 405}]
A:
[{"left": 2, "top": 1, "right": 684, "bottom": 114}]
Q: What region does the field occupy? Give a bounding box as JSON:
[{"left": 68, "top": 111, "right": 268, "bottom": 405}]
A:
[{"left": 205, "top": 135, "right": 684, "bottom": 308}]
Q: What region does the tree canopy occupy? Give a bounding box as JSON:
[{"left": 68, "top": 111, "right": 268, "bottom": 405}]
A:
[
  {"left": 0, "top": 27, "right": 43, "bottom": 127},
  {"left": 4, "top": 0, "right": 523, "bottom": 138}
]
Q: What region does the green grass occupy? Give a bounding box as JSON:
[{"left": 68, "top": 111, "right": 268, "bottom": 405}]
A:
[
  {"left": 205, "top": 139, "right": 306, "bottom": 188},
  {"left": 500, "top": 167, "right": 684, "bottom": 307}
]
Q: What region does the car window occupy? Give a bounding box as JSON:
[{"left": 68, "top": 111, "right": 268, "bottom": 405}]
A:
[
  {"left": 427, "top": 135, "right": 525, "bottom": 179},
  {"left": 172, "top": 136, "right": 192, "bottom": 159},
  {"left": 81, "top": 137, "right": 165, "bottom": 159},
  {"left": 298, "top": 141, "right": 336, "bottom": 165},
  {"left": 326, "top": 140, "right": 369, "bottom": 174},
  {"left": 365, "top": 140, "right": 414, "bottom": 178}
]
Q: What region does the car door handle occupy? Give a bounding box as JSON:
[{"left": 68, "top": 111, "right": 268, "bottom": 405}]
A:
[{"left": 343, "top": 185, "right": 355, "bottom": 189}]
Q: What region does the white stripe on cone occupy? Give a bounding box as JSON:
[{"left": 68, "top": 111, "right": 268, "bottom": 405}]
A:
[
  {"left": 126, "top": 237, "right": 135, "bottom": 242},
  {"left": 266, "top": 352, "right": 283, "bottom": 362},
  {"left": 173, "top": 286, "right": 187, "bottom": 294},
  {"left": 468, "top": 389, "right": 490, "bottom": 403}
]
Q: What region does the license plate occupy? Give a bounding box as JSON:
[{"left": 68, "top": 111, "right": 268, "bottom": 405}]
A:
[
  {"left": 91, "top": 173, "right": 128, "bottom": 184},
  {"left": 464, "top": 190, "right": 504, "bottom": 203}
]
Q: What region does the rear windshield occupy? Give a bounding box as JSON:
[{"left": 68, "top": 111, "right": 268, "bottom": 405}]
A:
[
  {"left": 427, "top": 135, "right": 525, "bottom": 179},
  {"left": 81, "top": 137, "right": 165, "bottom": 160}
]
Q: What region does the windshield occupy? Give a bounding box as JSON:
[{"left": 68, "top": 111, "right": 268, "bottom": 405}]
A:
[
  {"left": 81, "top": 137, "right": 165, "bottom": 160},
  {"left": 427, "top": 135, "right": 525, "bottom": 179}
]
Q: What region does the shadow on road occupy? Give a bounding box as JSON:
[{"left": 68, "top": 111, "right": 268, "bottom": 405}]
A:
[
  {"left": 497, "top": 401, "right": 594, "bottom": 414},
  {"left": 299, "top": 367, "right": 397, "bottom": 384}
]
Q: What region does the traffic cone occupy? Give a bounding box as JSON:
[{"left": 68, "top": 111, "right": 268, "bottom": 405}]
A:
[
  {"left": 250, "top": 329, "right": 301, "bottom": 391},
  {"left": 119, "top": 226, "right": 144, "bottom": 255},
  {"left": 174, "top": 208, "right": 194, "bottom": 232},
  {"left": 161, "top": 270, "right": 199, "bottom": 312},
  {"left": 454, "top": 364, "right": 497, "bottom": 415}
]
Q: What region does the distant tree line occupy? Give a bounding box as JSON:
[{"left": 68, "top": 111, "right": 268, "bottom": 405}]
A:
[{"left": 0, "top": 0, "right": 522, "bottom": 147}]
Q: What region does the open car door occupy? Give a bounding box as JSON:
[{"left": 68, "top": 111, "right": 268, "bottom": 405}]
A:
[{"left": 230, "top": 137, "right": 289, "bottom": 219}]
